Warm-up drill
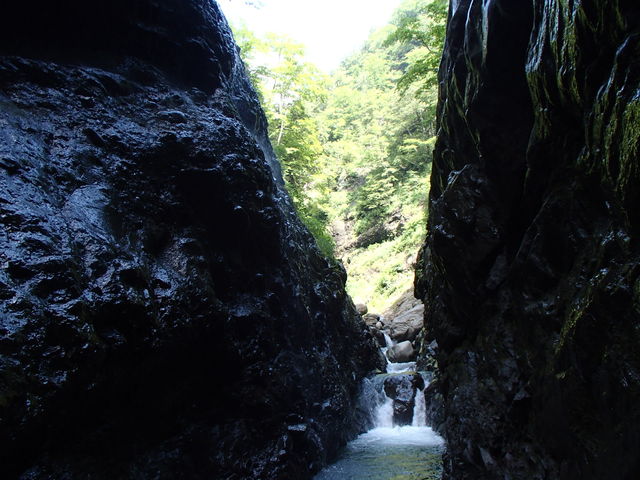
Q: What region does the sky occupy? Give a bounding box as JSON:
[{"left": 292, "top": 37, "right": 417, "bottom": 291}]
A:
[{"left": 218, "top": 0, "right": 403, "bottom": 72}]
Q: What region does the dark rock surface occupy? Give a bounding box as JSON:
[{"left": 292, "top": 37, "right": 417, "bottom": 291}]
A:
[
  {"left": 416, "top": 1, "right": 640, "bottom": 479},
  {"left": 383, "top": 373, "right": 424, "bottom": 426},
  {"left": 423, "top": 377, "right": 444, "bottom": 433},
  {"left": 0, "top": 1, "right": 382, "bottom": 478}
]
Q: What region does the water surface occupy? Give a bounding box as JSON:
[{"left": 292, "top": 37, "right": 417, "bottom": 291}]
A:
[{"left": 314, "top": 426, "right": 444, "bottom": 480}]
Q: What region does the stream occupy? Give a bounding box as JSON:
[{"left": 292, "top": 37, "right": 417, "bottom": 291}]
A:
[{"left": 314, "top": 334, "right": 444, "bottom": 480}]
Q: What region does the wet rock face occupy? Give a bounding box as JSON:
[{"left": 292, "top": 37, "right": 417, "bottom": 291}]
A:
[
  {"left": 417, "top": 1, "right": 640, "bottom": 479},
  {"left": 383, "top": 374, "right": 424, "bottom": 426},
  {"left": 0, "top": 1, "right": 381, "bottom": 478}
]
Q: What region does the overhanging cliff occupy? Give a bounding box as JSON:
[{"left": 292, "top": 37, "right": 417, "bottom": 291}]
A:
[
  {"left": 0, "top": 1, "right": 381, "bottom": 478},
  {"left": 417, "top": 1, "right": 640, "bottom": 479}
]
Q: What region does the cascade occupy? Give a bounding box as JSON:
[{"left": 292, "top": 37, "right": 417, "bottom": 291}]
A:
[
  {"left": 412, "top": 387, "right": 426, "bottom": 427},
  {"left": 314, "top": 328, "right": 444, "bottom": 479}
]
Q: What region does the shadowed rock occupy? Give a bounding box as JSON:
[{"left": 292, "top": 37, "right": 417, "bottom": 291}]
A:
[
  {"left": 0, "top": 1, "right": 382, "bottom": 478},
  {"left": 416, "top": 1, "right": 640, "bottom": 479},
  {"left": 383, "top": 373, "right": 425, "bottom": 426}
]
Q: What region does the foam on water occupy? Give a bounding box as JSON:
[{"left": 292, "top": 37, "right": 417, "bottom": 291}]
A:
[
  {"left": 386, "top": 361, "right": 416, "bottom": 373},
  {"left": 352, "top": 425, "right": 444, "bottom": 448},
  {"left": 375, "top": 396, "right": 394, "bottom": 427},
  {"left": 314, "top": 328, "right": 444, "bottom": 479},
  {"left": 412, "top": 387, "right": 426, "bottom": 426},
  {"left": 313, "top": 425, "right": 444, "bottom": 480}
]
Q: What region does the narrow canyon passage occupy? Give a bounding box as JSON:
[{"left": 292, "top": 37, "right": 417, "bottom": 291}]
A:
[
  {"left": 315, "top": 331, "right": 444, "bottom": 480},
  {"left": 2, "top": 0, "right": 640, "bottom": 479}
]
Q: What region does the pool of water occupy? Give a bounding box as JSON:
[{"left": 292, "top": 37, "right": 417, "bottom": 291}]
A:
[{"left": 314, "top": 426, "right": 444, "bottom": 480}]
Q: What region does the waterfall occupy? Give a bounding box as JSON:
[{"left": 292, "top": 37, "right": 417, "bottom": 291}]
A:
[
  {"left": 381, "top": 332, "right": 418, "bottom": 374},
  {"left": 314, "top": 332, "right": 444, "bottom": 479},
  {"left": 412, "top": 387, "right": 426, "bottom": 427},
  {"left": 375, "top": 396, "right": 394, "bottom": 428}
]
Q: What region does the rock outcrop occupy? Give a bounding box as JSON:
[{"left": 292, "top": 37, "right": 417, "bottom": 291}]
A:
[
  {"left": 383, "top": 289, "right": 424, "bottom": 342},
  {"left": 383, "top": 373, "right": 425, "bottom": 426},
  {"left": 0, "top": 1, "right": 381, "bottom": 478},
  {"left": 417, "top": 1, "right": 640, "bottom": 479}
]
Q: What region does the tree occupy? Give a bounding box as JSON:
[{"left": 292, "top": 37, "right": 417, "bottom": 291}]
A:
[
  {"left": 232, "top": 26, "right": 335, "bottom": 257},
  {"left": 228, "top": 0, "right": 448, "bottom": 309},
  {"left": 384, "top": 0, "right": 448, "bottom": 95}
]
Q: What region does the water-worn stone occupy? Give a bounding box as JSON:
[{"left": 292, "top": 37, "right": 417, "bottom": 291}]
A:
[
  {"left": 383, "top": 373, "right": 425, "bottom": 426},
  {"left": 355, "top": 303, "right": 368, "bottom": 315},
  {"left": 416, "top": 1, "right": 640, "bottom": 479},
  {"left": 386, "top": 341, "right": 415, "bottom": 363},
  {"left": 0, "top": 1, "right": 383, "bottom": 479},
  {"left": 389, "top": 304, "right": 423, "bottom": 342},
  {"left": 383, "top": 289, "right": 424, "bottom": 342},
  {"left": 362, "top": 312, "right": 381, "bottom": 326}
]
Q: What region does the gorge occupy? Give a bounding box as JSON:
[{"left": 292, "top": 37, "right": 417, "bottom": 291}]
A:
[{"left": 1, "top": 0, "right": 640, "bottom": 479}]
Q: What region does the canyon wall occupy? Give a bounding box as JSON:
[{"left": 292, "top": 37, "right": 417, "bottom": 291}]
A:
[
  {"left": 417, "top": 1, "right": 640, "bottom": 479},
  {"left": 0, "top": 1, "right": 381, "bottom": 478}
]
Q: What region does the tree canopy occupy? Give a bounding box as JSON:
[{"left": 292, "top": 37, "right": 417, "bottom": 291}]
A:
[{"left": 230, "top": 0, "right": 447, "bottom": 310}]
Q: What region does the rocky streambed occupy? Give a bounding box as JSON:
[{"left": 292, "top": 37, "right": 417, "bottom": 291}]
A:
[{"left": 314, "top": 296, "right": 444, "bottom": 480}]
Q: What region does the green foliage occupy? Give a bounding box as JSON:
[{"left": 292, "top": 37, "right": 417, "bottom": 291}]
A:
[
  {"left": 294, "top": 201, "right": 336, "bottom": 259},
  {"left": 274, "top": 100, "right": 322, "bottom": 192},
  {"left": 314, "top": 0, "right": 445, "bottom": 310},
  {"left": 229, "top": 0, "right": 447, "bottom": 309},
  {"left": 232, "top": 25, "right": 335, "bottom": 258},
  {"left": 384, "top": 0, "right": 448, "bottom": 95}
]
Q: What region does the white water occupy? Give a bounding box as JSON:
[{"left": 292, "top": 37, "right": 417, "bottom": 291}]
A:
[
  {"left": 386, "top": 361, "right": 417, "bottom": 373},
  {"left": 314, "top": 382, "right": 443, "bottom": 480},
  {"left": 314, "top": 329, "right": 444, "bottom": 479},
  {"left": 375, "top": 396, "right": 394, "bottom": 428},
  {"left": 353, "top": 424, "right": 443, "bottom": 448},
  {"left": 381, "top": 332, "right": 417, "bottom": 374},
  {"left": 412, "top": 387, "right": 426, "bottom": 426}
]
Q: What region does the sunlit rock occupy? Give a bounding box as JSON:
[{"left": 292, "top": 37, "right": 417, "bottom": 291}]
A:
[{"left": 386, "top": 341, "right": 415, "bottom": 363}]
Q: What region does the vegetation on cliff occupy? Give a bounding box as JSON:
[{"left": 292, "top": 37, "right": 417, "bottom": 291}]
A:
[{"left": 231, "top": 0, "right": 446, "bottom": 311}]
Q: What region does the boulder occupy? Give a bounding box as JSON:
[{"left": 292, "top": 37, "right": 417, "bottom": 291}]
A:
[
  {"left": 362, "top": 312, "right": 380, "bottom": 327},
  {"left": 369, "top": 327, "right": 386, "bottom": 348},
  {"left": 353, "top": 223, "right": 391, "bottom": 248},
  {"left": 383, "top": 289, "right": 424, "bottom": 342},
  {"left": 386, "top": 341, "right": 415, "bottom": 363},
  {"left": 355, "top": 303, "right": 368, "bottom": 315},
  {"left": 389, "top": 303, "right": 424, "bottom": 342},
  {"left": 383, "top": 373, "right": 425, "bottom": 425}
]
